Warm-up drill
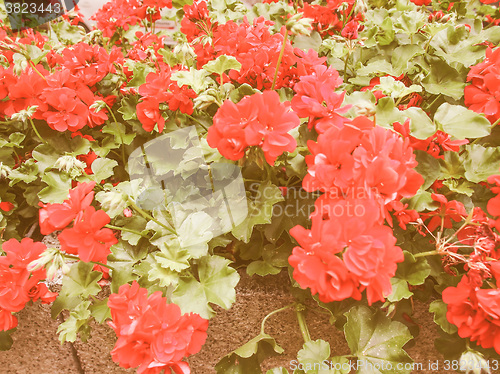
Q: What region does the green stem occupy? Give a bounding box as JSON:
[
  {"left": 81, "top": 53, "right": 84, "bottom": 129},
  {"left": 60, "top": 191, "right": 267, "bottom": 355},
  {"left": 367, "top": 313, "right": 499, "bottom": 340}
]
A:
[
  {"left": 29, "top": 61, "right": 47, "bottom": 81},
  {"left": 29, "top": 118, "right": 47, "bottom": 144},
  {"left": 414, "top": 250, "right": 439, "bottom": 258},
  {"left": 491, "top": 116, "right": 500, "bottom": 128},
  {"left": 105, "top": 103, "right": 127, "bottom": 166},
  {"left": 271, "top": 31, "right": 288, "bottom": 90},
  {"left": 186, "top": 113, "right": 208, "bottom": 131},
  {"left": 127, "top": 197, "right": 176, "bottom": 234},
  {"left": 260, "top": 303, "right": 295, "bottom": 335},
  {"left": 105, "top": 224, "right": 149, "bottom": 238},
  {"left": 63, "top": 253, "right": 115, "bottom": 270},
  {"left": 296, "top": 305, "right": 311, "bottom": 343}
]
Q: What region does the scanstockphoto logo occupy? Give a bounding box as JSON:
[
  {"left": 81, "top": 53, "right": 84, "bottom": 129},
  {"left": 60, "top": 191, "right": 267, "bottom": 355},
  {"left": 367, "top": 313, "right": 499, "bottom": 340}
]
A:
[
  {"left": 127, "top": 126, "right": 248, "bottom": 249},
  {"left": 1, "top": 0, "right": 79, "bottom": 31}
]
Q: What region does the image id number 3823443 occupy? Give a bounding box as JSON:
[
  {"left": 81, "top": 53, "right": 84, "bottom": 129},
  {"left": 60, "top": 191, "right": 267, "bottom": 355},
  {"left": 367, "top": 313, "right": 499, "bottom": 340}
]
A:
[{"left": 4, "top": 1, "right": 63, "bottom": 15}]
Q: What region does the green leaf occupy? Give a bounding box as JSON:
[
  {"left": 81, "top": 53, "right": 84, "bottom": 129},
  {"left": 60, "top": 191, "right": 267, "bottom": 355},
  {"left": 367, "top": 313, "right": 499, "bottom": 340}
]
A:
[
  {"left": 297, "top": 339, "right": 330, "bottom": 373},
  {"left": 157, "top": 244, "right": 191, "bottom": 272},
  {"left": 171, "top": 68, "right": 212, "bottom": 94},
  {"left": 102, "top": 122, "right": 136, "bottom": 146},
  {"left": 403, "top": 189, "right": 434, "bottom": 211},
  {"left": 391, "top": 45, "right": 425, "bottom": 76},
  {"left": 266, "top": 369, "right": 290, "bottom": 374},
  {"left": 421, "top": 61, "right": 466, "bottom": 100},
  {"left": 429, "top": 300, "right": 457, "bottom": 335},
  {"left": 434, "top": 103, "right": 491, "bottom": 139},
  {"left": 374, "top": 76, "right": 422, "bottom": 100},
  {"left": 38, "top": 172, "right": 72, "bottom": 204},
  {"left": 60, "top": 262, "right": 103, "bottom": 299},
  {"left": 216, "top": 332, "right": 283, "bottom": 373},
  {"left": 148, "top": 252, "right": 181, "bottom": 287},
  {"left": 32, "top": 144, "right": 61, "bottom": 172},
  {"left": 57, "top": 301, "right": 91, "bottom": 344},
  {"left": 375, "top": 97, "right": 404, "bottom": 129},
  {"left": 117, "top": 95, "right": 139, "bottom": 121},
  {"left": 127, "top": 62, "right": 156, "bottom": 88},
  {"left": 172, "top": 255, "right": 239, "bottom": 319},
  {"left": 215, "top": 355, "right": 261, "bottom": 373},
  {"left": 395, "top": 251, "right": 431, "bottom": 286},
  {"left": 402, "top": 107, "right": 436, "bottom": 140},
  {"left": 89, "top": 299, "right": 111, "bottom": 324},
  {"left": 235, "top": 332, "right": 284, "bottom": 358},
  {"left": 293, "top": 31, "right": 322, "bottom": 51},
  {"left": 386, "top": 278, "right": 413, "bottom": 303},
  {"left": 0, "top": 329, "right": 15, "bottom": 351},
  {"left": 108, "top": 240, "right": 147, "bottom": 293},
  {"left": 344, "top": 305, "right": 413, "bottom": 374},
  {"left": 463, "top": 145, "right": 500, "bottom": 183},
  {"left": 91, "top": 158, "right": 118, "bottom": 181},
  {"left": 203, "top": 55, "right": 242, "bottom": 76},
  {"left": 414, "top": 151, "right": 441, "bottom": 190},
  {"left": 8, "top": 158, "right": 39, "bottom": 186},
  {"left": 327, "top": 357, "right": 351, "bottom": 374},
  {"left": 442, "top": 179, "right": 475, "bottom": 197},
  {"left": 232, "top": 181, "right": 284, "bottom": 243},
  {"left": 247, "top": 260, "right": 281, "bottom": 277},
  {"left": 439, "top": 151, "right": 466, "bottom": 179}
]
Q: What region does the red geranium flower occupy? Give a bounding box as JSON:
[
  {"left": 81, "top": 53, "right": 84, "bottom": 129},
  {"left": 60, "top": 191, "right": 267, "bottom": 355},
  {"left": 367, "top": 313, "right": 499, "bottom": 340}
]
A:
[
  {"left": 39, "top": 181, "right": 96, "bottom": 235},
  {"left": 108, "top": 281, "right": 208, "bottom": 374},
  {"left": 208, "top": 91, "right": 300, "bottom": 164},
  {"left": 58, "top": 207, "right": 117, "bottom": 264}
]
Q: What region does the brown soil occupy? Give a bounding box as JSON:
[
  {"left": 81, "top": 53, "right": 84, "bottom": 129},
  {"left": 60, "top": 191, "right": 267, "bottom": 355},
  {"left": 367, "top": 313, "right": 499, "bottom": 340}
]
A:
[{"left": 0, "top": 271, "right": 456, "bottom": 374}]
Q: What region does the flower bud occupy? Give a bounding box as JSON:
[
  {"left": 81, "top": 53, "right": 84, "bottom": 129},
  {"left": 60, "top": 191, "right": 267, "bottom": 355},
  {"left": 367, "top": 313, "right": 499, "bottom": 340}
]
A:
[
  {"left": 54, "top": 155, "right": 86, "bottom": 177},
  {"left": 28, "top": 247, "right": 69, "bottom": 281},
  {"left": 459, "top": 350, "right": 491, "bottom": 374},
  {"left": 10, "top": 106, "right": 38, "bottom": 122},
  {"left": 290, "top": 17, "right": 313, "bottom": 36},
  {"left": 173, "top": 42, "right": 196, "bottom": 66},
  {"left": 89, "top": 100, "right": 107, "bottom": 113},
  {"left": 95, "top": 190, "right": 127, "bottom": 218},
  {"left": 0, "top": 163, "right": 12, "bottom": 179}
]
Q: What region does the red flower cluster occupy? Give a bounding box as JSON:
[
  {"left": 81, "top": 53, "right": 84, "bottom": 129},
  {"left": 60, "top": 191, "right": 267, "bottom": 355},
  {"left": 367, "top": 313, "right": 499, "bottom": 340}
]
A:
[
  {"left": 207, "top": 91, "right": 300, "bottom": 164},
  {"left": 291, "top": 65, "right": 350, "bottom": 133},
  {"left": 0, "top": 41, "right": 121, "bottom": 132},
  {"left": 182, "top": 6, "right": 322, "bottom": 90},
  {"left": 0, "top": 238, "right": 58, "bottom": 331},
  {"left": 289, "top": 195, "right": 404, "bottom": 305},
  {"left": 410, "top": 0, "right": 431, "bottom": 5},
  {"left": 289, "top": 116, "right": 423, "bottom": 304},
  {"left": 303, "top": 116, "right": 423, "bottom": 203},
  {"left": 108, "top": 281, "right": 208, "bottom": 374},
  {"left": 394, "top": 119, "right": 468, "bottom": 159},
  {"left": 443, "top": 267, "right": 500, "bottom": 354},
  {"left": 137, "top": 67, "right": 197, "bottom": 132},
  {"left": 92, "top": 0, "right": 173, "bottom": 38},
  {"left": 421, "top": 193, "right": 467, "bottom": 232},
  {"left": 465, "top": 47, "right": 500, "bottom": 124},
  {"left": 299, "top": 0, "right": 355, "bottom": 37},
  {"left": 39, "top": 182, "right": 117, "bottom": 264}
]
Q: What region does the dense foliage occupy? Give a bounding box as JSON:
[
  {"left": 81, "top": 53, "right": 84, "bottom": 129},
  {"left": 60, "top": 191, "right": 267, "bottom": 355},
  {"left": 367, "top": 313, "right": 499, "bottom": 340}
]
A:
[{"left": 2, "top": 0, "right": 500, "bottom": 373}]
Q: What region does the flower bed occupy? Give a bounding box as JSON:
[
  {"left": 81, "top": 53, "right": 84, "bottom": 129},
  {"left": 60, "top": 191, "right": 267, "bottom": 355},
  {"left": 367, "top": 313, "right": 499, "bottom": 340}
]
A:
[{"left": 1, "top": 0, "right": 500, "bottom": 373}]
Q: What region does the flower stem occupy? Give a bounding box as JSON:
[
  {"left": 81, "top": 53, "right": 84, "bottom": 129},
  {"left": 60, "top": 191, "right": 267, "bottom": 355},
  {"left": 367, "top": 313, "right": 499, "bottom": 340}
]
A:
[
  {"left": 127, "top": 197, "right": 176, "bottom": 234},
  {"left": 105, "top": 224, "right": 149, "bottom": 238},
  {"left": 186, "top": 113, "right": 208, "bottom": 131},
  {"left": 63, "top": 253, "right": 115, "bottom": 270},
  {"left": 296, "top": 305, "right": 311, "bottom": 343},
  {"left": 271, "top": 30, "right": 288, "bottom": 90},
  {"left": 260, "top": 303, "right": 295, "bottom": 335},
  {"left": 29, "top": 118, "right": 47, "bottom": 144},
  {"left": 414, "top": 250, "right": 439, "bottom": 258}
]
